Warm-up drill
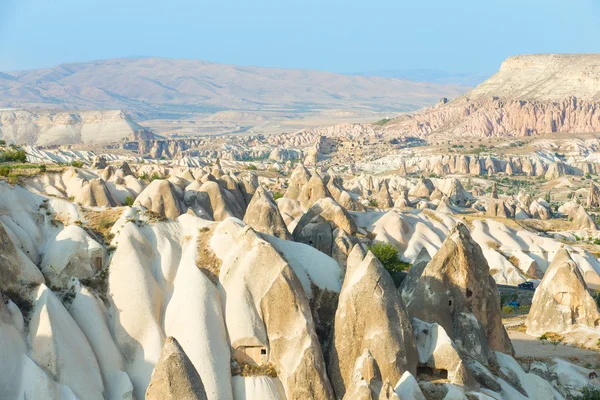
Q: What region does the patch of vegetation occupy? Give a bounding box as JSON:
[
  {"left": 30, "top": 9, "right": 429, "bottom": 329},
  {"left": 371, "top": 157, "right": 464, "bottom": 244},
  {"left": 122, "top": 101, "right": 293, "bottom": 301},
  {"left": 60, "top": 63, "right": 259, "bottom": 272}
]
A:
[
  {"left": 539, "top": 332, "right": 563, "bottom": 348},
  {"left": 145, "top": 210, "right": 168, "bottom": 223},
  {"left": 502, "top": 305, "right": 514, "bottom": 314},
  {"left": 506, "top": 323, "right": 527, "bottom": 333},
  {"left": 272, "top": 191, "right": 283, "bottom": 201},
  {"left": 124, "top": 195, "right": 135, "bottom": 206},
  {"left": 368, "top": 199, "right": 379, "bottom": 207},
  {"left": 2, "top": 288, "right": 34, "bottom": 325},
  {"left": 247, "top": 164, "right": 258, "bottom": 171},
  {"left": 149, "top": 172, "right": 161, "bottom": 182},
  {"left": 373, "top": 118, "right": 391, "bottom": 126},
  {"left": 50, "top": 285, "right": 77, "bottom": 307},
  {"left": 0, "top": 146, "right": 27, "bottom": 163},
  {"left": 367, "top": 242, "right": 410, "bottom": 273},
  {"left": 592, "top": 291, "right": 600, "bottom": 309},
  {"left": 138, "top": 172, "right": 162, "bottom": 182},
  {"left": 80, "top": 266, "right": 110, "bottom": 305},
  {"left": 507, "top": 255, "right": 520, "bottom": 267},
  {"left": 196, "top": 225, "right": 221, "bottom": 285},
  {"left": 82, "top": 209, "right": 122, "bottom": 244},
  {"left": 231, "top": 361, "right": 277, "bottom": 378},
  {"left": 70, "top": 160, "right": 84, "bottom": 168},
  {"left": 0, "top": 166, "right": 10, "bottom": 177},
  {"left": 501, "top": 293, "right": 518, "bottom": 305},
  {"left": 486, "top": 241, "right": 500, "bottom": 250},
  {"left": 573, "top": 385, "right": 600, "bottom": 400}
]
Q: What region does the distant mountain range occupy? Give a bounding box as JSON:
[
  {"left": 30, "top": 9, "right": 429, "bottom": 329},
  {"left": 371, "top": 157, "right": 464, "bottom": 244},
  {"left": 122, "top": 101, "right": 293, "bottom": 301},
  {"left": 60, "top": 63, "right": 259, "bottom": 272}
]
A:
[
  {"left": 0, "top": 57, "right": 471, "bottom": 119},
  {"left": 352, "top": 69, "right": 490, "bottom": 87}
]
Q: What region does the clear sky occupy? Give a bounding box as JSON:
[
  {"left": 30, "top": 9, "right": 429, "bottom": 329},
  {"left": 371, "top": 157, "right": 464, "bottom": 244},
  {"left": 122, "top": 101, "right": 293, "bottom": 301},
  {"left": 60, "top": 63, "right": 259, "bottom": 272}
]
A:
[{"left": 0, "top": 0, "right": 599, "bottom": 74}]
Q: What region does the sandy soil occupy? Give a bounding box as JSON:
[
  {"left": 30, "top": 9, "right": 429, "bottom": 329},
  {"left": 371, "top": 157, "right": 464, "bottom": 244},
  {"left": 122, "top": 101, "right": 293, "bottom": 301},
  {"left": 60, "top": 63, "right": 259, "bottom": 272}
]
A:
[{"left": 505, "top": 316, "right": 600, "bottom": 368}]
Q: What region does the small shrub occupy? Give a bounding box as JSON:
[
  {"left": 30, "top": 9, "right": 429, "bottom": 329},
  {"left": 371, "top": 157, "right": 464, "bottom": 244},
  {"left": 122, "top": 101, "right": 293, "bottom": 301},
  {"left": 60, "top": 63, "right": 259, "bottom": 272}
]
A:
[
  {"left": 573, "top": 385, "right": 600, "bottom": 400},
  {"left": 502, "top": 305, "right": 514, "bottom": 314},
  {"left": 487, "top": 241, "right": 500, "bottom": 250},
  {"left": 247, "top": 164, "right": 258, "bottom": 171},
  {"left": 0, "top": 147, "right": 27, "bottom": 163},
  {"left": 80, "top": 266, "right": 110, "bottom": 305},
  {"left": 7, "top": 175, "right": 19, "bottom": 185},
  {"left": 273, "top": 191, "right": 283, "bottom": 201},
  {"left": 369, "top": 199, "right": 379, "bottom": 207},
  {"left": 373, "top": 118, "right": 391, "bottom": 126},
  {"left": 0, "top": 139, "right": 5, "bottom": 146},
  {"left": 124, "top": 195, "right": 134, "bottom": 206},
  {"left": 367, "top": 242, "right": 408, "bottom": 273},
  {"left": 507, "top": 255, "right": 520, "bottom": 267},
  {"left": 149, "top": 172, "right": 161, "bottom": 182},
  {"left": 70, "top": 160, "right": 84, "bottom": 168},
  {"left": 0, "top": 166, "right": 10, "bottom": 177}
]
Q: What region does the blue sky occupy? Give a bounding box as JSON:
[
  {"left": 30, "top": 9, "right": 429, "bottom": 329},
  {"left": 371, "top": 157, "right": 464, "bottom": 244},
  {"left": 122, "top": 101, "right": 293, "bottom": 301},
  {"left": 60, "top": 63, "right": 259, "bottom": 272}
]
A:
[{"left": 0, "top": 0, "right": 599, "bottom": 74}]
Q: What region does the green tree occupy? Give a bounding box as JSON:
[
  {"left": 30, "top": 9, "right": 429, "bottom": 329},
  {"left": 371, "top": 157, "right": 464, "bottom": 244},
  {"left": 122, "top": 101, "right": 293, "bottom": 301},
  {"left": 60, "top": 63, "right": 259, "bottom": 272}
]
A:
[{"left": 367, "top": 242, "right": 409, "bottom": 273}]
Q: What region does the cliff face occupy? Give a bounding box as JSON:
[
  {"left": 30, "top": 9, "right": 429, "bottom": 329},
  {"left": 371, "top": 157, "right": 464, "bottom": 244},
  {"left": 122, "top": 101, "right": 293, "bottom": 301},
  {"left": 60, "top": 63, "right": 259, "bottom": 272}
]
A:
[
  {"left": 382, "top": 54, "right": 600, "bottom": 138},
  {"left": 0, "top": 109, "right": 147, "bottom": 145},
  {"left": 384, "top": 97, "right": 600, "bottom": 138}
]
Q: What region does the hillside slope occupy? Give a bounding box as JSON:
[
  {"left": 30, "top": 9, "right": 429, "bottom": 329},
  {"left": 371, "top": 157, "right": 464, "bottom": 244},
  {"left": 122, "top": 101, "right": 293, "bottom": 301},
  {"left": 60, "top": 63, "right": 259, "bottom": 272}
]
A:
[
  {"left": 0, "top": 57, "right": 470, "bottom": 117},
  {"left": 0, "top": 109, "right": 153, "bottom": 146}
]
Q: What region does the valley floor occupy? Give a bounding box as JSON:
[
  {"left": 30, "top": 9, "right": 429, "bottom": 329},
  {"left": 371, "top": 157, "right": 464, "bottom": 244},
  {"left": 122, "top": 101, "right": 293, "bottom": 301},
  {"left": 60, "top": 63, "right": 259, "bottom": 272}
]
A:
[{"left": 505, "top": 315, "right": 600, "bottom": 370}]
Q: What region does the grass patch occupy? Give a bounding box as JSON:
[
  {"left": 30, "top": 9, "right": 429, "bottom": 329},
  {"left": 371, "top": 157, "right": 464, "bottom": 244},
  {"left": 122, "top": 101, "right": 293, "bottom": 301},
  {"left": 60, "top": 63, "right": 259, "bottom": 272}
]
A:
[
  {"left": 196, "top": 226, "right": 221, "bottom": 285},
  {"left": 145, "top": 210, "right": 168, "bottom": 223},
  {"left": 422, "top": 209, "right": 444, "bottom": 224},
  {"left": 138, "top": 172, "right": 162, "bottom": 182},
  {"left": 231, "top": 361, "right": 277, "bottom": 378},
  {"left": 82, "top": 208, "right": 123, "bottom": 244},
  {"left": 506, "top": 323, "right": 528, "bottom": 333},
  {"left": 507, "top": 255, "right": 520, "bottom": 267},
  {"left": 487, "top": 241, "right": 500, "bottom": 250}
]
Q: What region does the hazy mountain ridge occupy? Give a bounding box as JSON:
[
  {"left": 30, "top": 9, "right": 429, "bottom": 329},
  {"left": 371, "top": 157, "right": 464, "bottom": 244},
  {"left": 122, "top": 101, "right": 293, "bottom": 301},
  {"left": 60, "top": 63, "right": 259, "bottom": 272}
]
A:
[{"left": 0, "top": 57, "right": 471, "bottom": 118}]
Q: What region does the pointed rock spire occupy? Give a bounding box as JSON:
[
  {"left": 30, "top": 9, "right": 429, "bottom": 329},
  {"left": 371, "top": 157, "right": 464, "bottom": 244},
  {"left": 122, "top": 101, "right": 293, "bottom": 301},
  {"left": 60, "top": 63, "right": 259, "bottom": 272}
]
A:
[
  {"left": 329, "top": 245, "right": 417, "bottom": 398},
  {"left": 146, "top": 337, "right": 208, "bottom": 400},
  {"left": 403, "top": 224, "right": 514, "bottom": 362},
  {"left": 243, "top": 186, "right": 292, "bottom": 240},
  {"left": 526, "top": 249, "right": 600, "bottom": 336}
]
